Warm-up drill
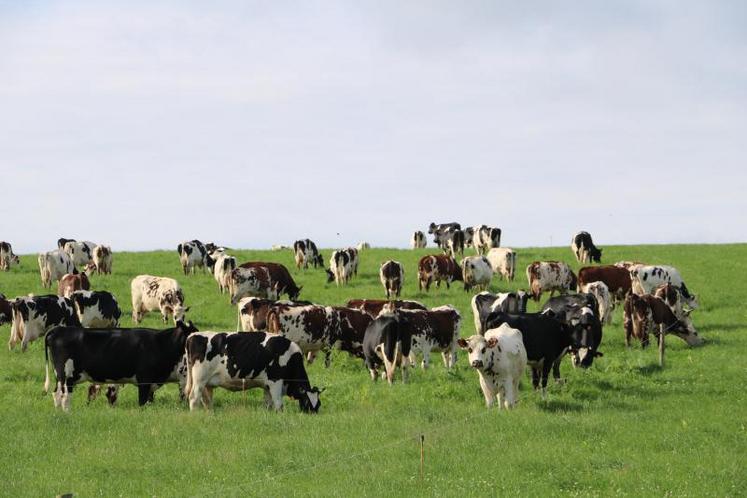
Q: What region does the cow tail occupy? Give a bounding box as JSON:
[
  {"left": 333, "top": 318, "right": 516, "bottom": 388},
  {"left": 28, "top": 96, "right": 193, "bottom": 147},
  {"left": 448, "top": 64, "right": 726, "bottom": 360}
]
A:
[
  {"left": 10, "top": 307, "right": 24, "bottom": 350},
  {"left": 184, "top": 343, "right": 193, "bottom": 403}
]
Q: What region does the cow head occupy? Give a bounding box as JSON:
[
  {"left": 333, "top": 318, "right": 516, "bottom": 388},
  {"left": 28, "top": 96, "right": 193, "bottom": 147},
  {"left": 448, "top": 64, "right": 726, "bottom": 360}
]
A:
[
  {"left": 325, "top": 269, "right": 335, "bottom": 283},
  {"left": 590, "top": 247, "right": 602, "bottom": 263},
  {"left": 670, "top": 316, "right": 703, "bottom": 346},
  {"left": 428, "top": 222, "right": 437, "bottom": 234},
  {"left": 567, "top": 307, "right": 603, "bottom": 368},
  {"left": 458, "top": 335, "right": 498, "bottom": 371},
  {"left": 175, "top": 320, "right": 199, "bottom": 336},
  {"left": 297, "top": 386, "right": 323, "bottom": 413}
]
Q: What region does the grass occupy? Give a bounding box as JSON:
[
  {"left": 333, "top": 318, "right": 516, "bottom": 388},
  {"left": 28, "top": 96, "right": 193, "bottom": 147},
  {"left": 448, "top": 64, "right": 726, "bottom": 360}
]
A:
[{"left": 0, "top": 244, "right": 746, "bottom": 497}]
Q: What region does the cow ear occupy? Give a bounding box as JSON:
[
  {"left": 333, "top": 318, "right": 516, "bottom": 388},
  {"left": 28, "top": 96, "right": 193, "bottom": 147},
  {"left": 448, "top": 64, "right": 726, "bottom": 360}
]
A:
[
  {"left": 456, "top": 338, "right": 468, "bottom": 349},
  {"left": 184, "top": 307, "right": 191, "bottom": 312},
  {"left": 486, "top": 338, "right": 498, "bottom": 348}
]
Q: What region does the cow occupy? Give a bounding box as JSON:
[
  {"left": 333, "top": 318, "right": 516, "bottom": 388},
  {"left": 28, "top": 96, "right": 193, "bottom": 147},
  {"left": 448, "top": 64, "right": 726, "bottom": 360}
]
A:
[
  {"left": 131, "top": 275, "right": 189, "bottom": 324},
  {"left": 236, "top": 298, "right": 313, "bottom": 332},
  {"left": 484, "top": 311, "right": 576, "bottom": 396},
  {"left": 0, "top": 241, "right": 20, "bottom": 271},
  {"left": 629, "top": 265, "right": 698, "bottom": 309},
  {"left": 185, "top": 331, "right": 322, "bottom": 412},
  {"left": 9, "top": 295, "right": 80, "bottom": 351},
  {"left": 417, "top": 254, "right": 462, "bottom": 291},
  {"left": 362, "top": 311, "right": 413, "bottom": 384},
  {"left": 398, "top": 305, "right": 461, "bottom": 369},
  {"left": 327, "top": 249, "right": 358, "bottom": 286},
  {"left": 615, "top": 261, "right": 645, "bottom": 270},
  {"left": 654, "top": 283, "right": 690, "bottom": 322},
  {"left": 571, "top": 231, "right": 602, "bottom": 263},
  {"left": 526, "top": 261, "right": 577, "bottom": 301},
  {"left": 623, "top": 293, "right": 702, "bottom": 367},
  {"left": 57, "top": 238, "right": 76, "bottom": 250},
  {"left": 357, "top": 242, "right": 370, "bottom": 250},
  {"left": 461, "top": 256, "right": 493, "bottom": 292},
  {"left": 470, "top": 291, "right": 530, "bottom": 334},
  {"left": 577, "top": 265, "right": 632, "bottom": 302},
  {"left": 293, "top": 239, "right": 324, "bottom": 269},
  {"left": 541, "top": 293, "right": 599, "bottom": 322},
  {"left": 486, "top": 247, "right": 516, "bottom": 281},
  {"left": 38, "top": 250, "right": 74, "bottom": 288},
  {"left": 44, "top": 320, "right": 199, "bottom": 411},
  {"left": 230, "top": 262, "right": 301, "bottom": 303},
  {"left": 467, "top": 225, "right": 501, "bottom": 254},
  {"left": 63, "top": 240, "right": 96, "bottom": 268},
  {"left": 580, "top": 281, "right": 613, "bottom": 325},
  {"left": 411, "top": 231, "right": 427, "bottom": 249},
  {"left": 329, "top": 306, "right": 373, "bottom": 359},
  {"left": 212, "top": 252, "right": 237, "bottom": 294},
  {"left": 69, "top": 290, "right": 121, "bottom": 328},
  {"left": 428, "top": 222, "right": 461, "bottom": 248},
  {"left": 0, "top": 294, "right": 12, "bottom": 327},
  {"left": 458, "top": 323, "right": 527, "bottom": 409},
  {"left": 177, "top": 240, "right": 214, "bottom": 275},
  {"left": 541, "top": 295, "right": 604, "bottom": 368},
  {"left": 57, "top": 271, "right": 91, "bottom": 298},
  {"left": 441, "top": 229, "right": 465, "bottom": 257},
  {"left": 90, "top": 245, "right": 113, "bottom": 274},
  {"left": 379, "top": 260, "right": 404, "bottom": 299},
  {"left": 345, "top": 299, "right": 427, "bottom": 317}
]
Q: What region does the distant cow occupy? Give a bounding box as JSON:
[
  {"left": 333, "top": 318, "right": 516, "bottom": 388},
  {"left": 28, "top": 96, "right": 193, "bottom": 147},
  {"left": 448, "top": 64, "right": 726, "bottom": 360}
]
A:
[
  {"left": 57, "top": 271, "right": 91, "bottom": 298},
  {"left": 38, "top": 250, "right": 75, "bottom": 288},
  {"left": 581, "top": 281, "right": 613, "bottom": 325},
  {"left": 131, "top": 275, "right": 188, "bottom": 324},
  {"left": 441, "top": 229, "right": 465, "bottom": 257},
  {"left": 345, "top": 299, "right": 427, "bottom": 317},
  {"left": 577, "top": 265, "right": 632, "bottom": 301},
  {"left": 0, "top": 242, "right": 20, "bottom": 271},
  {"left": 486, "top": 247, "right": 516, "bottom": 281},
  {"left": 177, "top": 240, "right": 214, "bottom": 275},
  {"left": 629, "top": 265, "right": 698, "bottom": 309},
  {"left": 458, "top": 323, "right": 527, "bottom": 409},
  {"left": 399, "top": 305, "right": 461, "bottom": 369},
  {"left": 9, "top": 295, "right": 80, "bottom": 351},
  {"left": 411, "top": 231, "right": 427, "bottom": 249},
  {"left": 380, "top": 260, "right": 404, "bottom": 299},
  {"left": 362, "top": 311, "right": 413, "bottom": 384},
  {"left": 428, "top": 222, "right": 461, "bottom": 249},
  {"left": 357, "top": 242, "right": 370, "bottom": 250},
  {"left": 417, "top": 254, "right": 462, "bottom": 291},
  {"left": 90, "top": 245, "right": 113, "bottom": 274},
  {"left": 461, "top": 256, "right": 493, "bottom": 292},
  {"left": 63, "top": 240, "right": 96, "bottom": 268},
  {"left": 44, "top": 321, "right": 199, "bottom": 411},
  {"left": 212, "top": 252, "right": 237, "bottom": 294},
  {"left": 293, "top": 239, "right": 323, "bottom": 269},
  {"left": 230, "top": 262, "right": 301, "bottom": 303},
  {"left": 470, "top": 291, "right": 530, "bottom": 334},
  {"left": 327, "top": 249, "right": 358, "bottom": 286},
  {"left": 526, "top": 261, "right": 577, "bottom": 301},
  {"left": 571, "top": 231, "right": 602, "bottom": 263},
  {"left": 467, "top": 225, "right": 502, "bottom": 254},
  {"left": 69, "top": 290, "right": 121, "bottom": 328}
]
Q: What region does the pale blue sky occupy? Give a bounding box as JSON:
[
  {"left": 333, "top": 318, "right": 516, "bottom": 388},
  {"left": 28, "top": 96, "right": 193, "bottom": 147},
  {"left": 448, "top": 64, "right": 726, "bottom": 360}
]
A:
[{"left": 1, "top": 1, "right": 745, "bottom": 253}]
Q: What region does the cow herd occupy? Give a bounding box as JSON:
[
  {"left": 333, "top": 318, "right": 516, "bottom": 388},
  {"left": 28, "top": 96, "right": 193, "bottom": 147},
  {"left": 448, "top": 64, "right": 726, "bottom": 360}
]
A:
[{"left": 0, "top": 227, "right": 704, "bottom": 414}]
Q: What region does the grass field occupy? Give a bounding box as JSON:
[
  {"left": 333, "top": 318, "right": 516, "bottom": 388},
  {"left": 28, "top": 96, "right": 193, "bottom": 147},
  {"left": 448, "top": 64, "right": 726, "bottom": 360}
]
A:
[{"left": 0, "top": 244, "right": 745, "bottom": 497}]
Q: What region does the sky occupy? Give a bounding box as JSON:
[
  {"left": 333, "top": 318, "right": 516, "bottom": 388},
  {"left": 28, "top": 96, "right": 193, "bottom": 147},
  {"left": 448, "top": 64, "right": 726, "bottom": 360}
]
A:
[{"left": 1, "top": 1, "right": 745, "bottom": 253}]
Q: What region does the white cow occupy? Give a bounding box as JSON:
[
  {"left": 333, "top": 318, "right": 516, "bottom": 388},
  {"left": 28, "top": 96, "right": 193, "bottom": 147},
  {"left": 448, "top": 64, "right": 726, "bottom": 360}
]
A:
[
  {"left": 486, "top": 247, "right": 516, "bottom": 281},
  {"left": 63, "top": 240, "right": 96, "bottom": 268},
  {"left": 629, "top": 265, "right": 698, "bottom": 308},
  {"left": 212, "top": 252, "right": 237, "bottom": 294},
  {"left": 91, "top": 245, "right": 113, "bottom": 274},
  {"left": 461, "top": 256, "right": 493, "bottom": 292},
  {"left": 458, "top": 323, "right": 527, "bottom": 409},
  {"left": 357, "top": 242, "right": 371, "bottom": 250},
  {"left": 581, "top": 281, "right": 613, "bottom": 325},
  {"left": 131, "top": 275, "right": 188, "bottom": 324},
  {"left": 38, "top": 250, "right": 74, "bottom": 288}
]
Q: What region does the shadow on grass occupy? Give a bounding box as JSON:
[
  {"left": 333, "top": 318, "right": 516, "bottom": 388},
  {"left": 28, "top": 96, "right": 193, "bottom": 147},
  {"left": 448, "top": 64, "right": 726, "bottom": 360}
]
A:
[
  {"left": 633, "top": 364, "right": 663, "bottom": 376},
  {"left": 537, "top": 399, "right": 584, "bottom": 413}
]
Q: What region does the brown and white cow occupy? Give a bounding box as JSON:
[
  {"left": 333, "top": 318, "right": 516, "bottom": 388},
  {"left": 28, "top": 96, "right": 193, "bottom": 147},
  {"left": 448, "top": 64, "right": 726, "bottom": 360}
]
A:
[
  {"left": 397, "top": 305, "right": 461, "bottom": 369},
  {"left": 230, "top": 262, "right": 301, "bottom": 304},
  {"left": 417, "top": 255, "right": 462, "bottom": 291},
  {"left": 90, "top": 245, "right": 113, "bottom": 274},
  {"left": 345, "top": 299, "right": 427, "bottom": 317},
  {"left": 57, "top": 271, "right": 91, "bottom": 298},
  {"left": 38, "top": 250, "right": 75, "bottom": 288},
  {"left": 0, "top": 242, "right": 20, "bottom": 271},
  {"left": 380, "top": 260, "right": 404, "bottom": 299},
  {"left": 486, "top": 247, "right": 516, "bottom": 281},
  {"left": 236, "top": 297, "right": 312, "bottom": 332},
  {"left": 525, "top": 261, "right": 577, "bottom": 301},
  {"left": 131, "top": 275, "right": 189, "bottom": 324},
  {"left": 577, "top": 265, "right": 632, "bottom": 301}
]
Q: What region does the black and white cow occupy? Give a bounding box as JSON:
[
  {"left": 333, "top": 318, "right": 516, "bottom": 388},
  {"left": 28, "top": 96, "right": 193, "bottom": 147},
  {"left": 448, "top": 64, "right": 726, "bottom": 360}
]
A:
[
  {"left": 380, "top": 260, "right": 404, "bottom": 299},
  {"left": 63, "top": 240, "right": 96, "bottom": 268},
  {"left": 440, "top": 228, "right": 465, "bottom": 257},
  {"left": 541, "top": 294, "right": 604, "bottom": 368},
  {"left": 362, "top": 311, "right": 413, "bottom": 384},
  {"left": 293, "top": 239, "right": 324, "bottom": 269},
  {"left": 9, "top": 295, "right": 80, "bottom": 351},
  {"left": 428, "top": 222, "right": 461, "bottom": 249},
  {"left": 185, "top": 332, "right": 323, "bottom": 412},
  {"left": 38, "top": 250, "right": 75, "bottom": 288},
  {"left": 212, "top": 252, "right": 237, "bottom": 294},
  {"left": 571, "top": 231, "right": 602, "bottom": 264},
  {"left": 0, "top": 241, "right": 20, "bottom": 271},
  {"left": 69, "top": 290, "right": 122, "bottom": 328},
  {"left": 44, "top": 321, "right": 199, "bottom": 411},
  {"left": 131, "top": 275, "right": 189, "bottom": 324},
  {"left": 411, "top": 231, "right": 427, "bottom": 249},
  {"left": 466, "top": 225, "right": 502, "bottom": 254},
  {"left": 398, "top": 305, "right": 461, "bottom": 370},
  {"left": 177, "top": 240, "right": 215, "bottom": 275},
  {"left": 470, "top": 291, "right": 530, "bottom": 334},
  {"left": 327, "top": 248, "right": 358, "bottom": 286}
]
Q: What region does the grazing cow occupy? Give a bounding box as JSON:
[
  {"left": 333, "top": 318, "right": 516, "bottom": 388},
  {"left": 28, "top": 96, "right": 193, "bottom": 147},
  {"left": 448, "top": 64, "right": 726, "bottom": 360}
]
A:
[
  {"left": 623, "top": 293, "right": 702, "bottom": 367},
  {"left": 57, "top": 238, "right": 76, "bottom": 250},
  {"left": 379, "top": 260, "right": 404, "bottom": 299},
  {"left": 467, "top": 225, "right": 502, "bottom": 254},
  {"left": 362, "top": 312, "right": 413, "bottom": 384},
  {"left": 428, "top": 222, "right": 461, "bottom": 248},
  {"left": 293, "top": 239, "right": 324, "bottom": 269},
  {"left": 90, "top": 245, "right": 113, "bottom": 274},
  {"left": 345, "top": 299, "right": 427, "bottom": 317},
  {"left": 526, "top": 261, "right": 577, "bottom": 301},
  {"left": 581, "top": 281, "right": 613, "bottom": 325},
  {"left": 0, "top": 294, "right": 12, "bottom": 327},
  {"left": 9, "top": 295, "right": 79, "bottom": 351},
  {"left": 541, "top": 295, "right": 604, "bottom": 368},
  {"left": 0, "top": 241, "right": 20, "bottom": 271},
  {"left": 177, "top": 240, "right": 214, "bottom": 275},
  {"left": 185, "top": 331, "right": 322, "bottom": 412},
  {"left": 398, "top": 305, "right": 461, "bottom": 369},
  {"left": 577, "top": 265, "right": 632, "bottom": 301},
  {"left": 357, "top": 242, "right": 370, "bottom": 250},
  {"left": 69, "top": 290, "right": 121, "bottom": 327},
  {"left": 571, "top": 231, "right": 602, "bottom": 263},
  {"left": 461, "top": 256, "right": 493, "bottom": 292},
  {"left": 458, "top": 323, "right": 527, "bottom": 409},
  {"left": 629, "top": 265, "right": 698, "bottom": 309},
  {"left": 63, "top": 240, "right": 96, "bottom": 268},
  {"left": 230, "top": 262, "right": 301, "bottom": 303},
  {"left": 131, "top": 275, "right": 189, "bottom": 324},
  {"left": 470, "top": 291, "right": 530, "bottom": 334},
  {"left": 44, "top": 321, "right": 199, "bottom": 411},
  {"left": 236, "top": 298, "right": 313, "bottom": 332},
  {"left": 327, "top": 249, "right": 358, "bottom": 286},
  {"left": 38, "top": 250, "right": 75, "bottom": 288},
  {"left": 484, "top": 311, "right": 576, "bottom": 395},
  {"left": 417, "top": 254, "right": 462, "bottom": 291},
  {"left": 57, "top": 271, "right": 91, "bottom": 298},
  {"left": 441, "top": 229, "right": 465, "bottom": 257},
  {"left": 486, "top": 247, "right": 516, "bottom": 281},
  {"left": 329, "top": 306, "right": 373, "bottom": 359},
  {"left": 212, "top": 252, "right": 237, "bottom": 294},
  {"left": 411, "top": 231, "right": 427, "bottom": 249},
  {"left": 654, "top": 283, "right": 690, "bottom": 322}
]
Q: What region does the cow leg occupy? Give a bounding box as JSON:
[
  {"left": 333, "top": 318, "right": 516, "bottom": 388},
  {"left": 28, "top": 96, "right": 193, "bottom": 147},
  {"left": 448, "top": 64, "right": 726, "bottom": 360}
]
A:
[
  {"left": 401, "top": 355, "right": 410, "bottom": 384},
  {"left": 137, "top": 384, "right": 151, "bottom": 406},
  {"left": 324, "top": 349, "right": 331, "bottom": 368},
  {"left": 479, "top": 374, "right": 495, "bottom": 408},
  {"left": 540, "top": 362, "right": 552, "bottom": 399},
  {"left": 53, "top": 381, "right": 64, "bottom": 409},
  {"left": 658, "top": 324, "right": 666, "bottom": 368},
  {"left": 61, "top": 379, "right": 74, "bottom": 412},
  {"left": 421, "top": 349, "right": 430, "bottom": 369},
  {"left": 267, "top": 381, "right": 284, "bottom": 411},
  {"left": 87, "top": 384, "right": 101, "bottom": 403}
]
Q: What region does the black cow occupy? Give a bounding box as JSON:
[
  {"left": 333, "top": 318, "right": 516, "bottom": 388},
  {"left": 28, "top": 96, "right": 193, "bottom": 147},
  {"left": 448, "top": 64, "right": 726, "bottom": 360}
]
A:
[
  {"left": 572, "top": 231, "right": 602, "bottom": 263},
  {"left": 541, "top": 294, "right": 603, "bottom": 368},
  {"left": 362, "top": 313, "right": 413, "bottom": 384},
  {"left": 44, "top": 320, "right": 199, "bottom": 411}
]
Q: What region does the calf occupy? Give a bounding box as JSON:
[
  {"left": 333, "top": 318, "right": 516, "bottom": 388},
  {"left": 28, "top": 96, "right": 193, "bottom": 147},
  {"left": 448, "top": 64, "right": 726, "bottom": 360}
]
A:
[
  {"left": 571, "top": 231, "right": 602, "bottom": 263},
  {"left": 399, "top": 306, "right": 461, "bottom": 369},
  {"left": 526, "top": 261, "right": 577, "bottom": 301},
  {"left": 293, "top": 239, "right": 324, "bottom": 269},
  {"left": 0, "top": 241, "right": 20, "bottom": 271},
  {"left": 184, "top": 332, "right": 322, "bottom": 412},
  {"left": 131, "top": 275, "right": 188, "bottom": 324},
  {"left": 580, "top": 281, "right": 613, "bottom": 325},
  {"left": 212, "top": 252, "right": 237, "bottom": 294},
  {"left": 91, "top": 245, "right": 113, "bottom": 274},
  {"left": 38, "top": 250, "right": 74, "bottom": 288},
  {"left": 630, "top": 265, "right": 698, "bottom": 309},
  {"left": 486, "top": 247, "right": 516, "bottom": 281},
  {"left": 69, "top": 290, "right": 121, "bottom": 327},
  {"left": 578, "top": 265, "right": 632, "bottom": 301},
  {"left": 57, "top": 271, "right": 90, "bottom": 298},
  {"left": 461, "top": 256, "right": 493, "bottom": 292},
  {"left": 44, "top": 321, "right": 199, "bottom": 411},
  {"left": 470, "top": 291, "right": 529, "bottom": 334},
  {"left": 63, "top": 240, "right": 96, "bottom": 268},
  {"left": 177, "top": 240, "right": 214, "bottom": 275},
  {"left": 458, "top": 323, "right": 527, "bottom": 409},
  {"left": 362, "top": 312, "right": 413, "bottom": 384},
  {"left": 230, "top": 262, "right": 301, "bottom": 303},
  {"left": 417, "top": 254, "right": 462, "bottom": 291},
  {"left": 379, "top": 260, "right": 404, "bottom": 299},
  {"left": 345, "top": 299, "right": 426, "bottom": 317},
  {"left": 9, "top": 295, "right": 80, "bottom": 351},
  {"left": 411, "top": 231, "right": 427, "bottom": 249}
]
